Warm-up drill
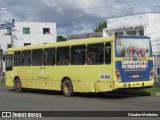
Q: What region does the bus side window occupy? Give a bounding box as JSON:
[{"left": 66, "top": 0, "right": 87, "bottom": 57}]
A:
[
  {"left": 32, "top": 49, "right": 43, "bottom": 66},
  {"left": 56, "top": 47, "right": 70, "bottom": 65},
  {"left": 87, "top": 43, "right": 104, "bottom": 65},
  {"left": 14, "top": 51, "right": 21, "bottom": 66},
  {"left": 22, "top": 50, "right": 31, "bottom": 66},
  {"left": 105, "top": 42, "right": 111, "bottom": 64},
  {"left": 71, "top": 45, "right": 86, "bottom": 65},
  {"left": 43, "top": 48, "right": 55, "bottom": 66},
  {"left": 6, "top": 54, "right": 13, "bottom": 71}
]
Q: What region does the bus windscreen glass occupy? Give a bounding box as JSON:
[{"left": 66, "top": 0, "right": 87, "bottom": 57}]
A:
[{"left": 115, "top": 37, "right": 151, "bottom": 57}]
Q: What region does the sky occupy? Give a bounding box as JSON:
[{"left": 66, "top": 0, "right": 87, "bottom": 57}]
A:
[{"left": 0, "top": 0, "right": 160, "bottom": 37}]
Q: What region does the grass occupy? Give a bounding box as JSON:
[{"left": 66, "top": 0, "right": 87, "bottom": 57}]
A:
[
  {"left": 0, "top": 82, "right": 4, "bottom": 87},
  {"left": 143, "top": 85, "right": 160, "bottom": 93},
  {"left": 0, "top": 76, "right": 4, "bottom": 87},
  {"left": 0, "top": 83, "right": 3, "bottom": 86}
]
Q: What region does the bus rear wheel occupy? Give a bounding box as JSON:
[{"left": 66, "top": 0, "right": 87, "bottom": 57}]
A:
[
  {"left": 14, "top": 78, "right": 23, "bottom": 93},
  {"left": 62, "top": 79, "right": 73, "bottom": 97}
]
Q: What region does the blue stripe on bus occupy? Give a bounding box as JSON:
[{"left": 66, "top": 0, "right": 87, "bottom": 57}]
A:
[{"left": 116, "top": 60, "right": 153, "bottom": 82}]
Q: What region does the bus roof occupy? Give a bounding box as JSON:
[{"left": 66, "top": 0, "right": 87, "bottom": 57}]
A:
[
  {"left": 6, "top": 36, "right": 115, "bottom": 52},
  {"left": 6, "top": 35, "right": 149, "bottom": 52}
]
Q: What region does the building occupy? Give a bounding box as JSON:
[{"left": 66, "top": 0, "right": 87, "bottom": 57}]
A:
[
  {"left": 103, "top": 12, "right": 160, "bottom": 84},
  {"left": 67, "top": 32, "right": 103, "bottom": 40},
  {"left": 0, "top": 22, "right": 56, "bottom": 54},
  {"left": 0, "top": 22, "right": 56, "bottom": 71}
]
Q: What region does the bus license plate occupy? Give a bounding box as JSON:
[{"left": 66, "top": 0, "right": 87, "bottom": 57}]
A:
[{"left": 132, "top": 74, "right": 139, "bottom": 78}]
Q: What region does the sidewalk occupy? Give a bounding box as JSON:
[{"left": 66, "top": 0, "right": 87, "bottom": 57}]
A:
[
  {"left": 151, "top": 92, "right": 160, "bottom": 97},
  {"left": 143, "top": 85, "right": 160, "bottom": 97},
  {"left": 0, "top": 76, "right": 4, "bottom": 83}
]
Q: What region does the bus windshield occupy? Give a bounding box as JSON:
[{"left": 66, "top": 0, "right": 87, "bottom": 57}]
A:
[{"left": 115, "top": 37, "right": 152, "bottom": 57}]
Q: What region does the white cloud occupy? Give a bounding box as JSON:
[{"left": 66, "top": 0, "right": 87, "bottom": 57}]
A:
[
  {"left": 42, "top": 0, "right": 160, "bottom": 35},
  {"left": 0, "top": 9, "right": 20, "bottom": 21},
  {"left": 0, "top": 0, "right": 159, "bottom": 36},
  {"left": 43, "top": 0, "right": 110, "bottom": 18}
]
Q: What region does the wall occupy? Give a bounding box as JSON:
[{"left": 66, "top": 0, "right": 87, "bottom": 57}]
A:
[
  {"left": 0, "top": 29, "right": 11, "bottom": 53},
  {"left": 0, "top": 22, "right": 56, "bottom": 72},
  {"left": 106, "top": 13, "right": 148, "bottom": 30},
  {"left": 0, "top": 22, "right": 56, "bottom": 53},
  {"left": 146, "top": 13, "right": 160, "bottom": 53},
  {"left": 67, "top": 32, "right": 103, "bottom": 40},
  {"left": 103, "top": 27, "right": 144, "bottom": 37},
  {"left": 13, "top": 22, "right": 56, "bottom": 47}
]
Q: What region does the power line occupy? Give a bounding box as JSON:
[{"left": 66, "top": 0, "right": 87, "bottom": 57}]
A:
[{"left": 5, "top": 0, "right": 140, "bottom": 16}]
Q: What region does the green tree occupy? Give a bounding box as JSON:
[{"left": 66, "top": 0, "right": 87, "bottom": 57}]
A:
[
  {"left": 57, "top": 35, "right": 67, "bottom": 42},
  {"left": 94, "top": 21, "right": 107, "bottom": 32}
]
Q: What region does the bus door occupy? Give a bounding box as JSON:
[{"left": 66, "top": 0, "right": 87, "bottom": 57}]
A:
[
  {"left": 86, "top": 42, "right": 113, "bottom": 92},
  {"left": 31, "top": 49, "right": 43, "bottom": 89},
  {"left": 70, "top": 45, "right": 87, "bottom": 92},
  {"left": 21, "top": 50, "right": 32, "bottom": 88},
  {"left": 5, "top": 53, "right": 14, "bottom": 87},
  {"left": 41, "top": 48, "right": 56, "bottom": 90}
]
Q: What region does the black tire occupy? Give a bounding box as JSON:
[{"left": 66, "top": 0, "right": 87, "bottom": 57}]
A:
[
  {"left": 62, "top": 79, "right": 73, "bottom": 97},
  {"left": 14, "top": 78, "right": 23, "bottom": 93}
]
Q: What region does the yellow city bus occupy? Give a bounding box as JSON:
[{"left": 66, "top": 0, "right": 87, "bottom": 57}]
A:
[{"left": 5, "top": 36, "right": 154, "bottom": 96}]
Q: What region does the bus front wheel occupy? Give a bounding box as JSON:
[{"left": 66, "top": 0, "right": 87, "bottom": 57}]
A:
[
  {"left": 14, "top": 78, "right": 23, "bottom": 93},
  {"left": 62, "top": 79, "right": 73, "bottom": 97}
]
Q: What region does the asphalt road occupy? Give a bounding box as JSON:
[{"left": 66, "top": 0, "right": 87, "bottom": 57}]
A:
[{"left": 0, "top": 86, "right": 160, "bottom": 120}]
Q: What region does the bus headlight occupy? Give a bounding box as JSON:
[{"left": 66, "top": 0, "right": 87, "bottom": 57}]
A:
[
  {"left": 116, "top": 69, "right": 122, "bottom": 82},
  {"left": 150, "top": 68, "right": 154, "bottom": 79}
]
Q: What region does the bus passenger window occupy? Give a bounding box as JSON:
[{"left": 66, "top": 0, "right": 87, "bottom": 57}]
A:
[
  {"left": 56, "top": 47, "right": 70, "bottom": 65},
  {"left": 14, "top": 51, "right": 21, "bottom": 66},
  {"left": 22, "top": 50, "right": 31, "bottom": 66},
  {"left": 32, "top": 49, "right": 43, "bottom": 66},
  {"left": 6, "top": 54, "right": 13, "bottom": 71},
  {"left": 87, "top": 43, "right": 104, "bottom": 65},
  {"left": 105, "top": 42, "right": 111, "bottom": 64},
  {"left": 43, "top": 48, "right": 55, "bottom": 66},
  {"left": 71, "top": 45, "right": 86, "bottom": 65}
]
